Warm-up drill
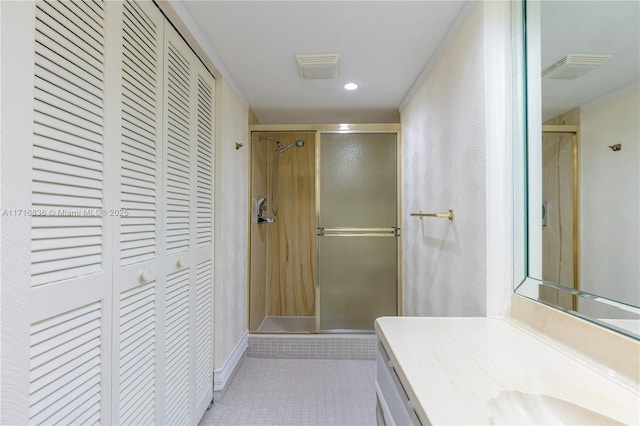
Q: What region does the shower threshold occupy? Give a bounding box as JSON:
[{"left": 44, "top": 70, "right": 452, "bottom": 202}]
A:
[
  {"left": 257, "top": 315, "right": 316, "bottom": 333},
  {"left": 256, "top": 315, "right": 316, "bottom": 333}
]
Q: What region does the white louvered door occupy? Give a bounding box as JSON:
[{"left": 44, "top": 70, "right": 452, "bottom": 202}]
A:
[
  {"left": 162, "top": 24, "right": 215, "bottom": 425},
  {"left": 14, "top": 1, "right": 216, "bottom": 425},
  {"left": 111, "top": 2, "right": 165, "bottom": 425},
  {"left": 29, "top": 1, "right": 112, "bottom": 424},
  {"left": 193, "top": 53, "right": 216, "bottom": 422},
  {"left": 163, "top": 27, "right": 194, "bottom": 426}
]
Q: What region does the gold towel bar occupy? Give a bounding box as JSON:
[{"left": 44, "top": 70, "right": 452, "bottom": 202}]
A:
[{"left": 410, "top": 209, "right": 454, "bottom": 221}]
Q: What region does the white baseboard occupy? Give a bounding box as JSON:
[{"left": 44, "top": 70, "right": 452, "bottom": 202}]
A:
[{"left": 213, "top": 330, "right": 248, "bottom": 392}]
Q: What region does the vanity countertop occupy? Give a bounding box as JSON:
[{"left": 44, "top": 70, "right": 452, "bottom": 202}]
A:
[{"left": 375, "top": 316, "right": 640, "bottom": 425}]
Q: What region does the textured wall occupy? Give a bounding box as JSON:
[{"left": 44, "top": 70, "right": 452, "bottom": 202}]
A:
[
  {"left": 580, "top": 89, "right": 640, "bottom": 311},
  {"left": 215, "top": 81, "right": 250, "bottom": 367},
  {"left": 401, "top": 4, "right": 487, "bottom": 317}
]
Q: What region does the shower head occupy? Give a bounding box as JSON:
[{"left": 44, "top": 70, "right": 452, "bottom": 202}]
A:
[
  {"left": 277, "top": 139, "right": 305, "bottom": 153},
  {"left": 258, "top": 135, "right": 304, "bottom": 153}
]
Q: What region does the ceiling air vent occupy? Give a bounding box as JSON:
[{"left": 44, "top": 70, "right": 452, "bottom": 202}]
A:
[
  {"left": 295, "top": 53, "right": 340, "bottom": 80},
  {"left": 542, "top": 53, "right": 612, "bottom": 80}
]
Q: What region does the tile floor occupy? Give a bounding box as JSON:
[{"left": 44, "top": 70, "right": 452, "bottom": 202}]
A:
[{"left": 198, "top": 357, "right": 377, "bottom": 426}]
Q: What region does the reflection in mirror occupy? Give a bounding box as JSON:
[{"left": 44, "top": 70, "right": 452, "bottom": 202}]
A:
[{"left": 516, "top": 1, "right": 640, "bottom": 339}]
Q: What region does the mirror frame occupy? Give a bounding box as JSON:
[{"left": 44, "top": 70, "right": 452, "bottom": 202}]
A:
[{"left": 513, "top": 0, "right": 640, "bottom": 340}]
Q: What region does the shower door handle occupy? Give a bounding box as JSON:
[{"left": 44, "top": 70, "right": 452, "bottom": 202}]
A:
[{"left": 317, "top": 227, "right": 398, "bottom": 237}]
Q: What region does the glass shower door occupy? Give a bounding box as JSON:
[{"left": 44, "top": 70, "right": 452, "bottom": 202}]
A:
[{"left": 318, "top": 133, "right": 398, "bottom": 331}]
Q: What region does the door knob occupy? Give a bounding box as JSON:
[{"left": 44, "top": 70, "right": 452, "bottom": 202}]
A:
[{"left": 138, "top": 268, "right": 152, "bottom": 283}]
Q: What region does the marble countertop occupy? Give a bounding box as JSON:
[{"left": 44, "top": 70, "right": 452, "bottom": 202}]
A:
[{"left": 375, "top": 317, "right": 640, "bottom": 425}]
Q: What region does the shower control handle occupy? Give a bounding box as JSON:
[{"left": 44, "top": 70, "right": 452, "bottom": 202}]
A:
[
  {"left": 257, "top": 198, "right": 267, "bottom": 217},
  {"left": 256, "top": 197, "right": 274, "bottom": 223}
]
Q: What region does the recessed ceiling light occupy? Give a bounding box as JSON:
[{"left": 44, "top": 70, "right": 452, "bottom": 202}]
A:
[{"left": 343, "top": 82, "right": 358, "bottom": 90}]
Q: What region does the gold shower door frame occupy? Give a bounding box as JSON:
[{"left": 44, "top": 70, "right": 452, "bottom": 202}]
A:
[
  {"left": 248, "top": 124, "right": 402, "bottom": 334},
  {"left": 540, "top": 124, "right": 579, "bottom": 310}
]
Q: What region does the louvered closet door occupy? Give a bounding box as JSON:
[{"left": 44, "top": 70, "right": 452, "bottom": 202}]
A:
[
  {"left": 111, "top": 2, "right": 165, "bottom": 425},
  {"left": 163, "top": 26, "right": 192, "bottom": 426},
  {"left": 192, "top": 59, "right": 215, "bottom": 421},
  {"left": 13, "top": 2, "right": 214, "bottom": 425},
  {"left": 162, "top": 24, "right": 214, "bottom": 426},
  {"left": 29, "top": 1, "right": 112, "bottom": 424}
]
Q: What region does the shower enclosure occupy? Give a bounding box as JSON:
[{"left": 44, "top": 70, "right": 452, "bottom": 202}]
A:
[
  {"left": 249, "top": 125, "right": 401, "bottom": 333},
  {"left": 539, "top": 124, "right": 579, "bottom": 310}
]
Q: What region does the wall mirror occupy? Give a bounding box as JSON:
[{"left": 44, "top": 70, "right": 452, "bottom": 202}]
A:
[{"left": 514, "top": 0, "right": 640, "bottom": 339}]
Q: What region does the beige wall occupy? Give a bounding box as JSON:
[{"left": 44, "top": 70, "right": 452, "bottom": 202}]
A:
[
  {"left": 400, "top": 1, "right": 513, "bottom": 317},
  {"left": 214, "top": 80, "right": 250, "bottom": 368},
  {"left": 580, "top": 88, "right": 640, "bottom": 312}
]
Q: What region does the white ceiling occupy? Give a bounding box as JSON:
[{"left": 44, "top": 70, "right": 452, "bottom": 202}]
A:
[
  {"left": 175, "top": 1, "right": 639, "bottom": 125},
  {"left": 178, "top": 1, "right": 468, "bottom": 124},
  {"left": 541, "top": 1, "right": 639, "bottom": 121}
]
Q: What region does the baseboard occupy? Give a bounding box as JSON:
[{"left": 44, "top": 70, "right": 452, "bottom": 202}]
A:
[{"left": 213, "top": 330, "right": 248, "bottom": 396}]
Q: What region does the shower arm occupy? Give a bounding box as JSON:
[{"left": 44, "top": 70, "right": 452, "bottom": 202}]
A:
[
  {"left": 277, "top": 140, "right": 305, "bottom": 153},
  {"left": 277, "top": 143, "right": 296, "bottom": 153}
]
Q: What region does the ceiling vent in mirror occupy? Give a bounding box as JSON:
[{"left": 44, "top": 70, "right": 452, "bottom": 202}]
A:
[
  {"left": 542, "top": 53, "right": 612, "bottom": 80},
  {"left": 295, "top": 53, "right": 340, "bottom": 80}
]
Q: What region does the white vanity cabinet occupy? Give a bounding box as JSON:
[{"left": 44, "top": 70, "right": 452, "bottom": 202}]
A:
[
  {"left": 374, "top": 315, "right": 639, "bottom": 426},
  {"left": 375, "top": 338, "right": 428, "bottom": 425}
]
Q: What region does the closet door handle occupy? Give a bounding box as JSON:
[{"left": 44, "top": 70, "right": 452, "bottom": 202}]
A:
[
  {"left": 138, "top": 268, "right": 152, "bottom": 284},
  {"left": 176, "top": 255, "right": 185, "bottom": 269}
]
